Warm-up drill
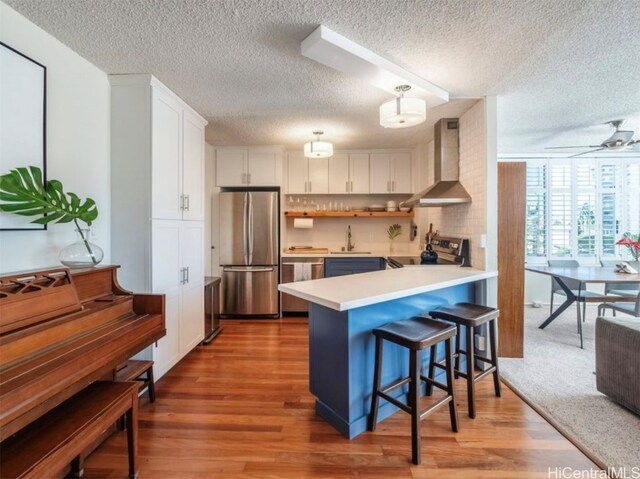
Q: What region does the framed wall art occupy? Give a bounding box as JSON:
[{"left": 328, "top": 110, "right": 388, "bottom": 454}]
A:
[{"left": 0, "top": 41, "right": 47, "bottom": 230}]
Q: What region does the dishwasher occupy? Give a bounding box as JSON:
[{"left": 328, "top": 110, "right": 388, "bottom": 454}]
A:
[{"left": 281, "top": 258, "right": 324, "bottom": 313}]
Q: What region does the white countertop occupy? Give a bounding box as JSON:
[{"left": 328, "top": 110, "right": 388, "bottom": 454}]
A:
[
  {"left": 281, "top": 247, "right": 419, "bottom": 258},
  {"left": 278, "top": 267, "right": 498, "bottom": 311},
  {"left": 282, "top": 251, "right": 387, "bottom": 258}
]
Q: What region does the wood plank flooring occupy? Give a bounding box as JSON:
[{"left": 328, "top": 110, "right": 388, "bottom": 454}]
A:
[{"left": 85, "top": 318, "right": 598, "bottom": 478}]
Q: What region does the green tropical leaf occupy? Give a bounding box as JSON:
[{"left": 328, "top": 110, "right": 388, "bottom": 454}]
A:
[
  {"left": 387, "top": 223, "right": 402, "bottom": 240},
  {"left": 0, "top": 166, "right": 98, "bottom": 226}
]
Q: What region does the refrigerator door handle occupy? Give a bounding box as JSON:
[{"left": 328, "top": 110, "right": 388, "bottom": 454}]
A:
[
  {"left": 243, "top": 192, "right": 250, "bottom": 265},
  {"left": 223, "top": 267, "right": 274, "bottom": 273},
  {"left": 248, "top": 192, "right": 254, "bottom": 264}
]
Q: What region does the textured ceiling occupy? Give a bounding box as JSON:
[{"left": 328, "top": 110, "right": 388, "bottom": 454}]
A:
[{"left": 5, "top": 0, "right": 640, "bottom": 153}]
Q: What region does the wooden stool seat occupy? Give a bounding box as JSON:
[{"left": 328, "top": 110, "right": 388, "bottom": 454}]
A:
[
  {"left": 116, "top": 360, "right": 155, "bottom": 403},
  {"left": 372, "top": 316, "right": 457, "bottom": 350},
  {"left": 368, "top": 317, "right": 458, "bottom": 465},
  {"left": 427, "top": 302, "right": 498, "bottom": 327},
  {"left": 429, "top": 303, "right": 501, "bottom": 419}
]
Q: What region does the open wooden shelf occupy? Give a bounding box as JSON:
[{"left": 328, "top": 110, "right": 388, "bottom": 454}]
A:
[{"left": 284, "top": 211, "right": 414, "bottom": 218}]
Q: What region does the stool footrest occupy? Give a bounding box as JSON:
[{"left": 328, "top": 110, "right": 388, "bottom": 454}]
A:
[
  {"left": 380, "top": 377, "right": 411, "bottom": 395},
  {"left": 419, "top": 396, "right": 453, "bottom": 421},
  {"left": 474, "top": 366, "right": 497, "bottom": 382}
]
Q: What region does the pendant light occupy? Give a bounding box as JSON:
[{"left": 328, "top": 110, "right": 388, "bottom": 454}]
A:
[
  {"left": 304, "top": 131, "right": 333, "bottom": 158},
  {"left": 379, "top": 85, "right": 427, "bottom": 129}
]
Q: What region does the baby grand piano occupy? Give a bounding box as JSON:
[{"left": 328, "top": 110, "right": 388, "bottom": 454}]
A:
[{"left": 0, "top": 265, "right": 165, "bottom": 478}]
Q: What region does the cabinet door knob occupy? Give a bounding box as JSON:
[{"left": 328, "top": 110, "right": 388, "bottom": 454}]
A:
[
  {"left": 346, "top": 181, "right": 349, "bottom": 193},
  {"left": 350, "top": 181, "right": 353, "bottom": 193},
  {"left": 309, "top": 181, "right": 312, "bottom": 193}
]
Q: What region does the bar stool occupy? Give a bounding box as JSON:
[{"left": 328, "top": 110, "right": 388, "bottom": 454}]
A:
[
  {"left": 368, "top": 316, "right": 458, "bottom": 465},
  {"left": 428, "top": 303, "right": 501, "bottom": 419}
]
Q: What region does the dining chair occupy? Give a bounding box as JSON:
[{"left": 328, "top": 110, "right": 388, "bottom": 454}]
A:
[
  {"left": 548, "top": 259, "right": 606, "bottom": 322},
  {"left": 598, "top": 290, "right": 640, "bottom": 318},
  {"left": 600, "top": 260, "right": 640, "bottom": 297}
]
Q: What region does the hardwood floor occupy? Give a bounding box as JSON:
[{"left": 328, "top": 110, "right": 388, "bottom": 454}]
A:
[{"left": 85, "top": 318, "right": 597, "bottom": 478}]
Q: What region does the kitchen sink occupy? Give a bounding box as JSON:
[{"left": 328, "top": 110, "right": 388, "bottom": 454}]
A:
[{"left": 329, "top": 251, "right": 372, "bottom": 254}]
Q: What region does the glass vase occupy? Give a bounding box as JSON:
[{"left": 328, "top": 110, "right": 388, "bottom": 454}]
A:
[{"left": 59, "top": 228, "right": 104, "bottom": 268}]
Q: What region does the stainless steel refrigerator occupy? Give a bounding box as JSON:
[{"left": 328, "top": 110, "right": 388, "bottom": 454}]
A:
[{"left": 219, "top": 189, "right": 279, "bottom": 317}]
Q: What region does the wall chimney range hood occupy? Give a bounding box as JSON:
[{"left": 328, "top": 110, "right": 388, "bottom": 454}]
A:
[{"left": 402, "top": 118, "right": 471, "bottom": 207}]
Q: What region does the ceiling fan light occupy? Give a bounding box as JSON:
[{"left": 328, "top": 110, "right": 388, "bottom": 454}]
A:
[
  {"left": 379, "top": 96, "right": 427, "bottom": 129},
  {"left": 304, "top": 140, "right": 333, "bottom": 158}
]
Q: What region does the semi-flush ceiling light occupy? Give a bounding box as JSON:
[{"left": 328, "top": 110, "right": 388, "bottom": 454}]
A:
[
  {"left": 304, "top": 131, "right": 333, "bottom": 158},
  {"left": 379, "top": 85, "right": 427, "bottom": 129}
]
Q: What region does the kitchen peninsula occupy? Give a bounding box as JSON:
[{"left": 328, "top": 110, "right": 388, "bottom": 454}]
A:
[{"left": 278, "top": 266, "right": 497, "bottom": 438}]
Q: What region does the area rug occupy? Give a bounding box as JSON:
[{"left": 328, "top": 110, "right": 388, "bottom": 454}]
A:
[{"left": 500, "top": 305, "right": 640, "bottom": 473}]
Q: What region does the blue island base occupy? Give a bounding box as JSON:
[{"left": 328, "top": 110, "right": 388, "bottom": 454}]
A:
[{"left": 308, "top": 282, "right": 474, "bottom": 439}]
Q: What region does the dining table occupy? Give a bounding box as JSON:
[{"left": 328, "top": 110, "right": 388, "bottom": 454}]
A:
[{"left": 525, "top": 265, "right": 639, "bottom": 348}]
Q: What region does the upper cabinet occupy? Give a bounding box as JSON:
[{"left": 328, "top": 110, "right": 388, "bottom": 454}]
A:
[
  {"left": 215, "top": 147, "right": 282, "bottom": 187},
  {"left": 287, "top": 152, "right": 329, "bottom": 194},
  {"left": 181, "top": 110, "right": 206, "bottom": 221},
  {"left": 369, "top": 152, "right": 412, "bottom": 194},
  {"left": 110, "top": 74, "right": 207, "bottom": 222},
  {"left": 328, "top": 153, "right": 370, "bottom": 194}
]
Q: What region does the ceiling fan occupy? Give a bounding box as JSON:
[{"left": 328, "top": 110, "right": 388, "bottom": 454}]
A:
[{"left": 545, "top": 120, "right": 640, "bottom": 158}]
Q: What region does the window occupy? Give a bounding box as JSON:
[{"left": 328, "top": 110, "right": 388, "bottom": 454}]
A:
[{"left": 525, "top": 159, "right": 640, "bottom": 263}]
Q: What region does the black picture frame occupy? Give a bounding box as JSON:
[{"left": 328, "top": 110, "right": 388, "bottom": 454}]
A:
[{"left": 0, "top": 41, "right": 47, "bottom": 231}]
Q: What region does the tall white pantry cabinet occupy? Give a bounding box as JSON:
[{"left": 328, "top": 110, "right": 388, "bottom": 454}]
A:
[{"left": 110, "top": 74, "right": 207, "bottom": 379}]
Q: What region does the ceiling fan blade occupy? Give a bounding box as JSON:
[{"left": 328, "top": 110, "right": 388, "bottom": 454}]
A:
[
  {"left": 568, "top": 147, "right": 606, "bottom": 158},
  {"left": 545, "top": 145, "right": 599, "bottom": 149}
]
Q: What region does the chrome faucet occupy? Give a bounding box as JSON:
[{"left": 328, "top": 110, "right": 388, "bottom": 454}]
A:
[{"left": 347, "top": 225, "right": 355, "bottom": 252}]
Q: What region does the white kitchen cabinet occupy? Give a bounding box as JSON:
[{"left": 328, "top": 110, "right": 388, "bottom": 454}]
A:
[
  {"left": 110, "top": 74, "right": 206, "bottom": 380},
  {"left": 148, "top": 86, "right": 205, "bottom": 221},
  {"left": 151, "top": 220, "right": 204, "bottom": 378},
  {"left": 182, "top": 110, "right": 206, "bottom": 221},
  {"left": 328, "top": 153, "right": 370, "bottom": 194},
  {"left": 151, "top": 88, "right": 182, "bottom": 220},
  {"left": 215, "top": 149, "right": 247, "bottom": 187},
  {"left": 287, "top": 152, "right": 329, "bottom": 194},
  {"left": 369, "top": 152, "right": 412, "bottom": 193},
  {"left": 215, "top": 147, "right": 282, "bottom": 186}
]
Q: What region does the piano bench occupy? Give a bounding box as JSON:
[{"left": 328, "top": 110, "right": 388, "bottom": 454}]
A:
[
  {"left": 116, "top": 360, "right": 155, "bottom": 403},
  {"left": 0, "top": 381, "right": 141, "bottom": 479}
]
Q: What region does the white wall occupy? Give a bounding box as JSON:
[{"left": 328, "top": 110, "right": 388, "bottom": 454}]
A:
[{"left": 0, "top": 2, "right": 111, "bottom": 273}]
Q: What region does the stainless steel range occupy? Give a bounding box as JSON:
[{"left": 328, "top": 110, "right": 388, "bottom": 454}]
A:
[{"left": 388, "top": 236, "right": 470, "bottom": 268}]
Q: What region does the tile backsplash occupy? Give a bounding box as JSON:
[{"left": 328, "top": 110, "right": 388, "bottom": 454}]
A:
[{"left": 416, "top": 100, "right": 488, "bottom": 269}]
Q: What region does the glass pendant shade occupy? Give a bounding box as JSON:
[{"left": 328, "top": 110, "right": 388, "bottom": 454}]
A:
[
  {"left": 304, "top": 140, "right": 333, "bottom": 158},
  {"left": 379, "top": 96, "right": 427, "bottom": 129}
]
